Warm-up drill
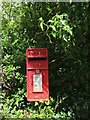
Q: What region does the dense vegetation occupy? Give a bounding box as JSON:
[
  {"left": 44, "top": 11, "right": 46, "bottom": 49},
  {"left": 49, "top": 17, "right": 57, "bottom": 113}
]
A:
[{"left": 1, "top": 1, "right": 90, "bottom": 119}]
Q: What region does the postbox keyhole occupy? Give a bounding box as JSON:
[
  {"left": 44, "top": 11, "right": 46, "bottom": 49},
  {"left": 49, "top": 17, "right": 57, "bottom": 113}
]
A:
[{"left": 36, "top": 69, "right": 40, "bottom": 74}]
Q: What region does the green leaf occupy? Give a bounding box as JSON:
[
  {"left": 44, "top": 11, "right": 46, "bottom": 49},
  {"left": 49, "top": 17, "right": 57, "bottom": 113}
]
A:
[
  {"left": 52, "top": 32, "right": 56, "bottom": 38},
  {"left": 50, "top": 25, "right": 56, "bottom": 31},
  {"left": 39, "top": 17, "right": 43, "bottom": 22},
  {"left": 12, "top": 39, "right": 18, "bottom": 45},
  {"left": 35, "top": 102, "right": 39, "bottom": 106},
  {"left": 48, "top": 20, "right": 54, "bottom": 23},
  {"left": 40, "top": 22, "right": 44, "bottom": 31}
]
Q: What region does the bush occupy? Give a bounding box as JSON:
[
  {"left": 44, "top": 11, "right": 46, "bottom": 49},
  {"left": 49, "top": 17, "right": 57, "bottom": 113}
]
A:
[{"left": 2, "top": 96, "right": 75, "bottom": 119}]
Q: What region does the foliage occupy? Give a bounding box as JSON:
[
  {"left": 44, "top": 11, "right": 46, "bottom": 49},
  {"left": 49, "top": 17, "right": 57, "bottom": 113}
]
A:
[
  {"left": 1, "top": 1, "right": 90, "bottom": 119},
  {"left": 39, "top": 13, "right": 73, "bottom": 42},
  {"left": 2, "top": 96, "right": 74, "bottom": 119}
]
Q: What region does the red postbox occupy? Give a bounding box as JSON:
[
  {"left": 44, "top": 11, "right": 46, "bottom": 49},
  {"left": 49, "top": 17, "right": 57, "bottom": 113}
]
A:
[{"left": 26, "top": 48, "right": 49, "bottom": 101}]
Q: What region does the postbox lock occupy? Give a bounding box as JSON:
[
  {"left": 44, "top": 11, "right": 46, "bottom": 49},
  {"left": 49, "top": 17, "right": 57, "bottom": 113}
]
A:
[{"left": 36, "top": 69, "right": 40, "bottom": 74}]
